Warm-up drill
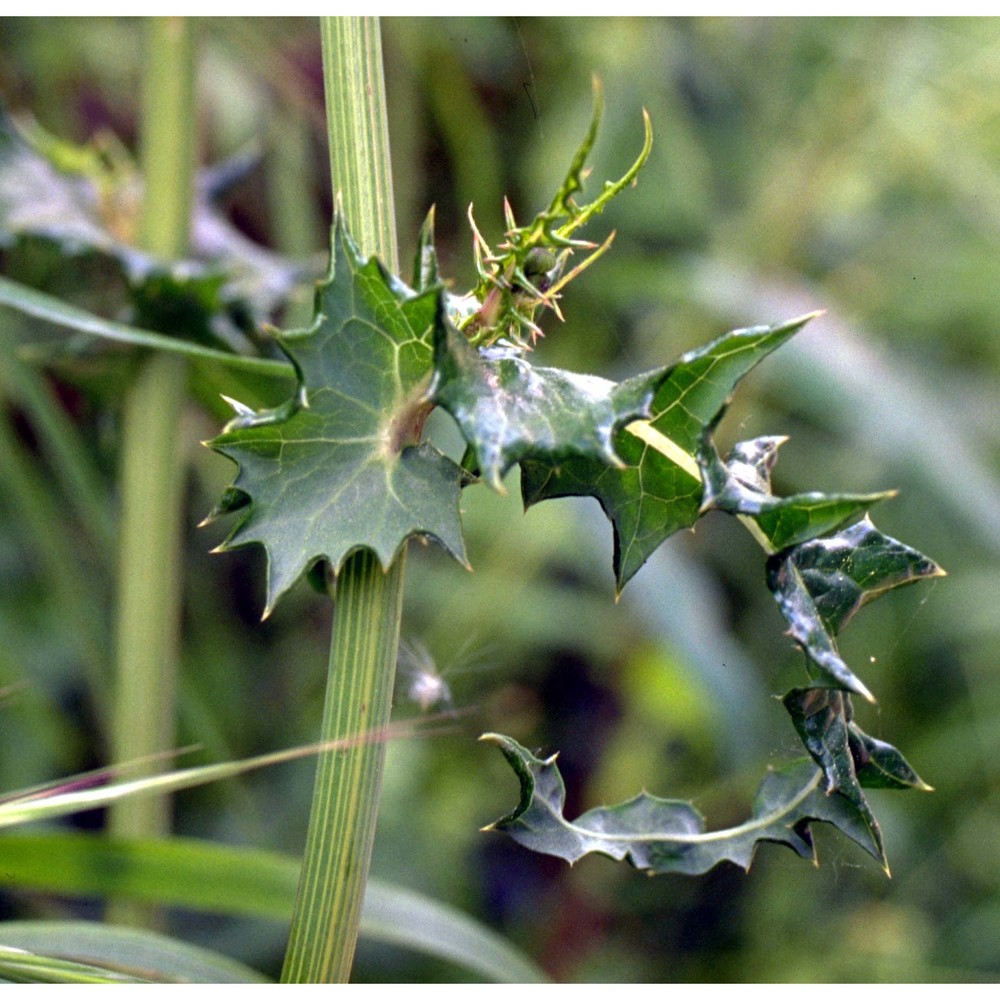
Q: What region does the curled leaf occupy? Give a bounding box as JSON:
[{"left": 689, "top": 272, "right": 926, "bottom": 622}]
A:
[
  {"left": 849, "top": 724, "right": 933, "bottom": 792},
  {"left": 766, "top": 517, "right": 944, "bottom": 699},
  {"left": 698, "top": 433, "right": 895, "bottom": 552},
  {"left": 431, "top": 322, "right": 668, "bottom": 491},
  {"left": 482, "top": 732, "right": 888, "bottom": 875}
]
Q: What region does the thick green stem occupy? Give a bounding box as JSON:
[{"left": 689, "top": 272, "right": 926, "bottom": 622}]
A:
[
  {"left": 281, "top": 551, "right": 405, "bottom": 982},
  {"left": 280, "top": 17, "right": 403, "bottom": 983},
  {"left": 319, "top": 16, "right": 398, "bottom": 272},
  {"left": 108, "top": 17, "right": 194, "bottom": 926}
]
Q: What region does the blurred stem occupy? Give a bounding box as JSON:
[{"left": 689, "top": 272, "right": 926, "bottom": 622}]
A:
[
  {"left": 280, "top": 17, "right": 402, "bottom": 984},
  {"left": 266, "top": 105, "right": 321, "bottom": 327},
  {"left": 0, "top": 402, "right": 106, "bottom": 697},
  {"left": 268, "top": 107, "right": 322, "bottom": 258},
  {"left": 108, "top": 17, "right": 194, "bottom": 927},
  {"left": 0, "top": 343, "right": 111, "bottom": 700},
  {"left": 138, "top": 18, "right": 196, "bottom": 258}
]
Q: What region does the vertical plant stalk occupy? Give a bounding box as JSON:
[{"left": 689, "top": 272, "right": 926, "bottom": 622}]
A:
[
  {"left": 319, "top": 16, "right": 399, "bottom": 271},
  {"left": 280, "top": 17, "right": 404, "bottom": 984},
  {"left": 266, "top": 103, "right": 322, "bottom": 328},
  {"left": 107, "top": 17, "right": 195, "bottom": 926}
]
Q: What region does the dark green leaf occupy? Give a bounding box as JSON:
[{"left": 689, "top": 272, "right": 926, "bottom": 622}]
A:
[
  {"left": 766, "top": 517, "right": 945, "bottom": 698},
  {"left": 482, "top": 732, "right": 888, "bottom": 875},
  {"left": 783, "top": 516, "right": 945, "bottom": 635},
  {"left": 521, "top": 315, "right": 815, "bottom": 589},
  {"left": 208, "top": 213, "right": 467, "bottom": 615},
  {"left": 698, "top": 434, "right": 895, "bottom": 551},
  {"left": 780, "top": 687, "right": 882, "bottom": 864},
  {"left": 849, "top": 723, "right": 933, "bottom": 792},
  {"left": 781, "top": 686, "right": 930, "bottom": 836},
  {"left": 782, "top": 687, "right": 860, "bottom": 796},
  {"left": 432, "top": 321, "right": 667, "bottom": 490}
]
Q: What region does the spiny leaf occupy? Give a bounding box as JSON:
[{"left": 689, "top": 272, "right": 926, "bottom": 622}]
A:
[
  {"left": 521, "top": 315, "right": 815, "bottom": 590},
  {"left": 481, "top": 733, "right": 887, "bottom": 875},
  {"left": 766, "top": 517, "right": 945, "bottom": 699},
  {"left": 431, "top": 322, "right": 669, "bottom": 491},
  {"left": 772, "top": 515, "right": 945, "bottom": 635},
  {"left": 781, "top": 687, "right": 930, "bottom": 853},
  {"left": 698, "top": 434, "right": 895, "bottom": 552},
  {"left": 781, "top": 686, "right": 882, "bottom": 863},
  {"left": 849, "top": 723, "right": 933, "bottom": 792},
  {"left": 207, "top": 212, "right": 467, "bottom": 615},
  {"left": 783, "top": 687, "right": 860, "bottom": 797}
]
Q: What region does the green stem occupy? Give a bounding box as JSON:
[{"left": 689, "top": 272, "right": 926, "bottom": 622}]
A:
[
  {"left": 281, "top": 552, "right": 405, "bottom": 982},
  {"left": 319, "top": 16, "right": 398, "bottom": 272},
  {"left": 138, "top": 18, "right": 196, "bottom": 258},
  {"left": 280, "top": 17, "right": 403, "bottom": 983},
  {"left": 108, "top": 17, "right": 195, "bottom": 927}
]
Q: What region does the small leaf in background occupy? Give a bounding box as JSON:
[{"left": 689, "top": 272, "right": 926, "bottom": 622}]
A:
[
  {"left": 411, "top": 207, "right": 441, "bottom": 294},
  {"left": 208, "top": 213, "right": 468, "bottom": 615},
  {"left": 766, "top": 517, "right": 945, "bottom": 699},
  {"left": 0, "top": 921, "right": 268, "bottom": 984},
  {"left": 0, "top": 111, "right": 304, "bottom": 347},
  {"left": 521, "top": 315, "right": 814, "bottom": 590},
  {"left": 481, "top": 732, "right": 887, "bottom": 876}
]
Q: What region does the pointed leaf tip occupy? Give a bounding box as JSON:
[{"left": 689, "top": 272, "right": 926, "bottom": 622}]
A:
[{"left": 522, "top": 316, "right": 814, "bottom": 589}]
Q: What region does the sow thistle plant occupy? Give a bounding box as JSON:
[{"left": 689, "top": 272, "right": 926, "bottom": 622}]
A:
[
  {"left": 0, "top": 21, "right": 943, "bottom": 982},
  {"left": 207, "top": 87, "right": 942, "bottom": 878}
]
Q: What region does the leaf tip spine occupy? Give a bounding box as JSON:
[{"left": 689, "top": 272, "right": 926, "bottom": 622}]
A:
[
  {"left": 856, "top": 679, "right": 877, "bottom": 705},
  {"left": 796, "top": 309, "right": 825, "bottom": 327}
]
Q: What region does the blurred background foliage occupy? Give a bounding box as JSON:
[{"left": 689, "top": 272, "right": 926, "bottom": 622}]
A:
[{"left": 0, "top": 16, "right": 997, "bottom": 983}]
